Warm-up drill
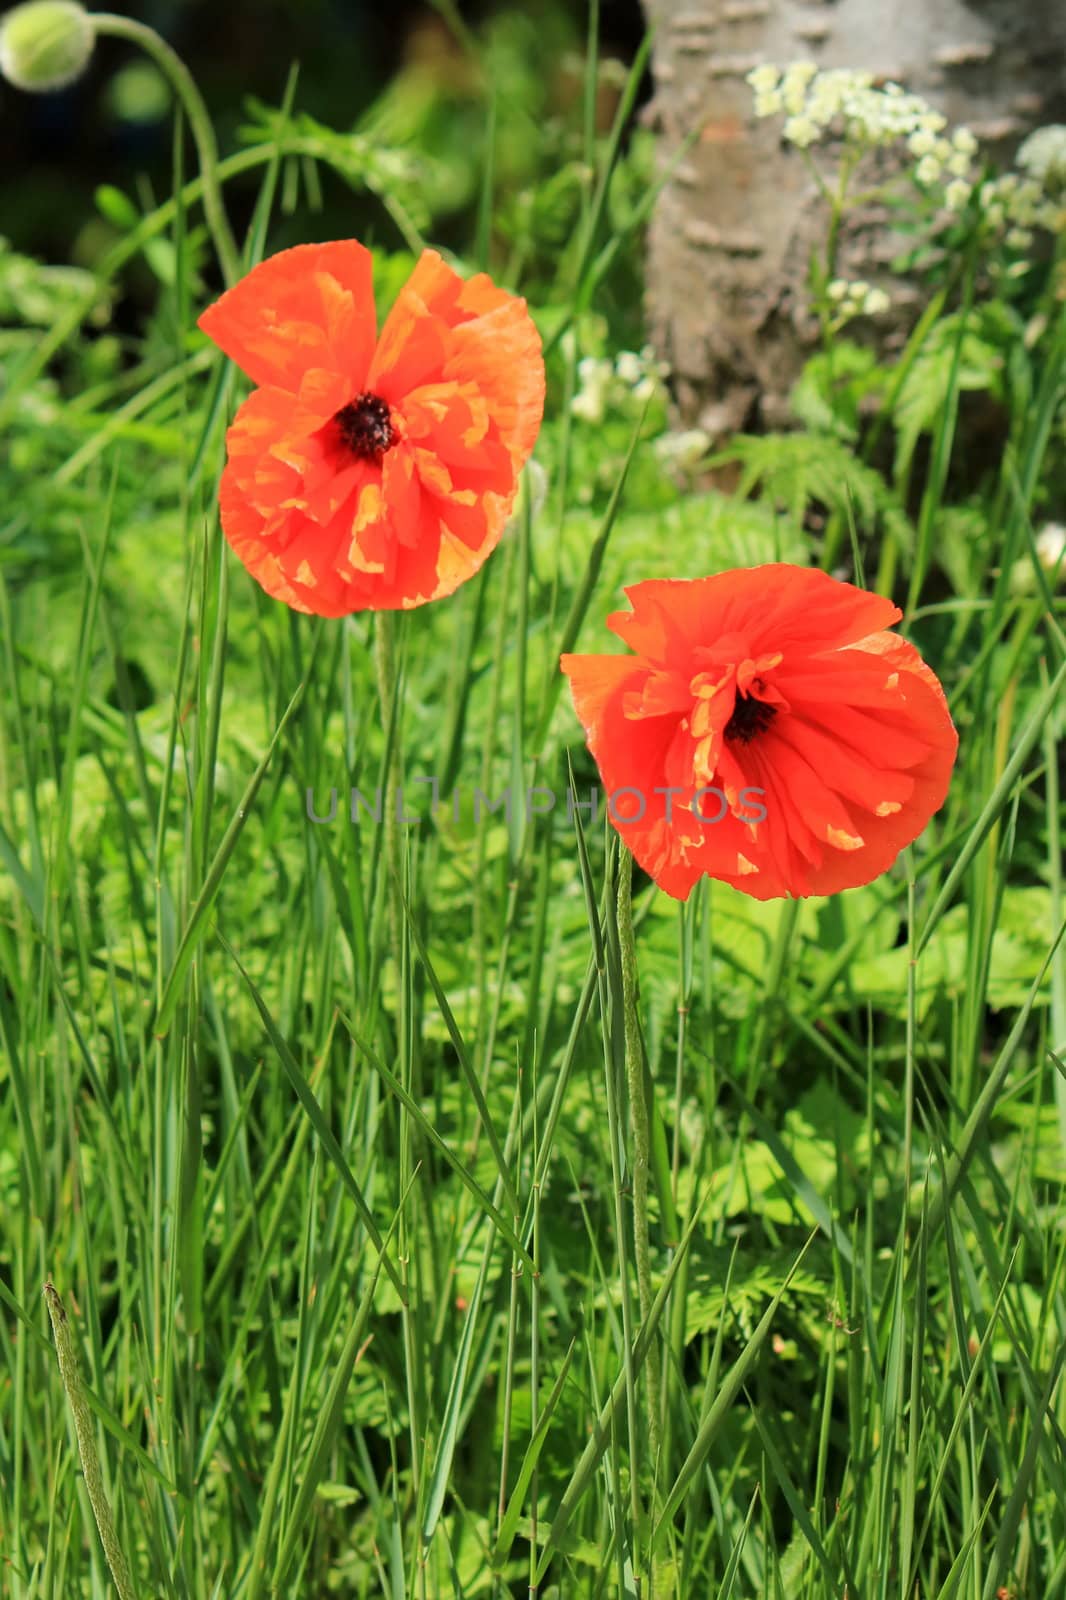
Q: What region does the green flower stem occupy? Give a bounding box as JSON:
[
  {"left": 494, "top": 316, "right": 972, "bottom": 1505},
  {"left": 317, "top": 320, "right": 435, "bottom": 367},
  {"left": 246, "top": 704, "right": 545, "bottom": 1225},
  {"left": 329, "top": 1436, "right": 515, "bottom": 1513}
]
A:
[
  {"left": 617, "top": 845, "right": 663, "bottom": 1464},
  {"left": 44, "top": 1283, "right": 136, "bottom": 1600},
  {"left": 374, "top": 611, "right": 402, "bottom": 952},
  {"left": 91, "top": 12, "right": 241, "bottom": 286},
  {"left": 747, "top": 897, "right": 800, "bottom": 1089}
]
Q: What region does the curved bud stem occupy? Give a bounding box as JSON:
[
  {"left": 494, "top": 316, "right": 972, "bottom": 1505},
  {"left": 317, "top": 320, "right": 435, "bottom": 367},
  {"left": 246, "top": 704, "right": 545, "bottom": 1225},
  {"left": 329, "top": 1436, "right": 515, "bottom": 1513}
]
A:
[{"left": 91, "top": 12, "right": 241, "bottom": 285}]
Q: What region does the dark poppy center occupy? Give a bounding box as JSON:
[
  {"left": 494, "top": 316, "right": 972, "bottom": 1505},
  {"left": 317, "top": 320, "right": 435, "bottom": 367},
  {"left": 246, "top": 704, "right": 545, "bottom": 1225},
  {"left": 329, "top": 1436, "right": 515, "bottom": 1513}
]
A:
[
  {"left": 725, "top": 692, "right": 777, "bottom": 744},
  {"left": 334, "top": 392, "right": 395, "bottom": 461}
]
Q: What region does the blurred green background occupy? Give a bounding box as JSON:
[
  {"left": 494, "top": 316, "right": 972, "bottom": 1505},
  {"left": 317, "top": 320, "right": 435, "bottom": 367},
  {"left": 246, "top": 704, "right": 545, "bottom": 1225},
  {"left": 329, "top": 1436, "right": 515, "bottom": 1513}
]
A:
[{"left": 0, "top": 0, "right": 648, "bottom": 285}]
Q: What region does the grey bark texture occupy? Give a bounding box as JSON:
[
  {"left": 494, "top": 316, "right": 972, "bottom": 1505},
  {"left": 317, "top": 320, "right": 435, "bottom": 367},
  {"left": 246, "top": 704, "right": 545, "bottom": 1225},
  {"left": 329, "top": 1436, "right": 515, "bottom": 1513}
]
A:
[{"left": 641, "top": 0, "right": 1066, "bottom": 436}]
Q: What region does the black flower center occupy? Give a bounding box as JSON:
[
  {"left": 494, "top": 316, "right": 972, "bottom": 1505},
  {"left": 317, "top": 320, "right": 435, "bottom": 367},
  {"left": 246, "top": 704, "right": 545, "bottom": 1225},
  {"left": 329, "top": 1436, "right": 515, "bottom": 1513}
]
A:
[
  {"left": 725, "top": 692, "right": 777, "bottom": 744},
  {"left": 334, "top": 392, "right": 395, "bottom": 461}
]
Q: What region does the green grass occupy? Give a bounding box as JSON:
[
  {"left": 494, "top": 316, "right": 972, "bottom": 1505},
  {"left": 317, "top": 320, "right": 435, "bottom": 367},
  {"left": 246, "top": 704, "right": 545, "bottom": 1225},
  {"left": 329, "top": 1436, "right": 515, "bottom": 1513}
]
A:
[{"left": 2, "top": 14, "right": 1066, "bottom": 1599}]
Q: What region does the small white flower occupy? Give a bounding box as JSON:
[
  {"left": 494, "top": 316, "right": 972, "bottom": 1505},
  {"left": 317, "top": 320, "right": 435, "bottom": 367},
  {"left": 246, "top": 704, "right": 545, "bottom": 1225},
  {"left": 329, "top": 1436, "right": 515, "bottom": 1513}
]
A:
[
  {"left": 915, "top": 155, "right": 942, "bottom": 186},
  {"left": 783, "top": 114, "right": 819, "bottom": 148},
  {"left": 781, "top": 59, "right": 817, "bottom": 115},
  {"left": 946, "top": 151, "right": 973, "bottom": 178},
  {"left": 944, "top": 178, "right": 972, "bottom": 211},
  {"left": 863, "top": 287, "right": 891, "bottom": 315},
  {"left": 570, "top": 390, "right": 605, "bottom": 424},
  {"left": 908, "top": 129, "right": 937, "bottom": 158},
  {"left": 1009, "top": 523, "right": 1066, "bottom": 595},
  {"left": 571, "top": 355, "right": 614, "bottom": 424},
  {"left": 827, "top": 278, "right": 850, "bottom": 302},
  {"left": 632, "top": 376, "right": 658, "bottom": 403},
  {"left": 654, "top": 428, "right": 711, "bottom": 472},
  {"left": 746, "top": 64, "right": 780, "bottom": 95},
  {"left": 1036, "top": 522, "right": 1066, "bottom": 572},
  {"left": 577, "top": 356, "right": 611, "bottom": 385},
  {"left": 1005, "top": 226, "right": 1034, "bottom": 251},
  {"left": 615, "top": 351, "right": 643, "bottom": 386},
  {"left": 952, "top": 127, "right": 978, "bottom": 156},
  {"left": 1017, "top": 124, "right": 1066, "bottom": 188},
  {"left": 754, "top": 88, "right": 783, "bottom": 118}
]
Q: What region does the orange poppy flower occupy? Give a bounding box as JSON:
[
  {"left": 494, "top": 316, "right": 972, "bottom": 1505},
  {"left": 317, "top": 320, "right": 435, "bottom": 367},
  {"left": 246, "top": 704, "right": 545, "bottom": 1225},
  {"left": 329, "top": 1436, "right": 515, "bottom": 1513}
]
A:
[
  {"left": 561, "top": 564, "right": 958, "bottom": 901},
  {"left": 197, "top": 241, "right": 544, "bottom": 615}
]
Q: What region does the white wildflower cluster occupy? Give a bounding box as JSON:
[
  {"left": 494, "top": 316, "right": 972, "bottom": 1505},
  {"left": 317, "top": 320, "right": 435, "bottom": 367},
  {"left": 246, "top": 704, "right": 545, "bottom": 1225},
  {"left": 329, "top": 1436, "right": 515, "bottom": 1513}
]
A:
[
  {"left": 747, "top": 63, "right": 962, "bottom": 161},
  {"left": 825, "top": 277, "right": 891, "bottom": 328},
  {"left": 748, "top": 64, "right": 1066, "bottom": 257},
  {"left": 924, "top": 124, "right": 1064, "bottom": 244},
  {"left": 653, "top": 427, "right": 711, "bottom": 477},
  {"left": 911, "top": 126, "right": 979, "bottom": 204},
  {"left": 907, "top": 124, "right": 1064, "bottom": 246},
  {"left": 975, "top": 171, "right": 1063, "bottom": 251},
  {"left": 570, "top": 346, "right": 669, "bottom": 425},
  {"left": 1017, "top": 125, "right": 1066, "bottom": 193}
]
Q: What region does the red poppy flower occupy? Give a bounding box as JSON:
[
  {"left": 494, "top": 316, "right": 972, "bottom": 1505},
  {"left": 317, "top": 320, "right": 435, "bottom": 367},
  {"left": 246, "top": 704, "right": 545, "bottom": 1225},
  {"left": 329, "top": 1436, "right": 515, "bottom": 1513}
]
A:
[
  {"left": 561, "top": 564, "right": 958, "bottom": 901},
  {"left": 197, "top": 241, "right": 544, "bottom": 615}
]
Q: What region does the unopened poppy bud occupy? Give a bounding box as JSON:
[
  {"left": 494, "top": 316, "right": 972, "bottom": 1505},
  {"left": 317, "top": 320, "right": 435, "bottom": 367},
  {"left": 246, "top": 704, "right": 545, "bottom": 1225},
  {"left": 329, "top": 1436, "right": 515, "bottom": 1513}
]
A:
[{"left": 0, "top": 1, "right": 94, "bottom": 93}]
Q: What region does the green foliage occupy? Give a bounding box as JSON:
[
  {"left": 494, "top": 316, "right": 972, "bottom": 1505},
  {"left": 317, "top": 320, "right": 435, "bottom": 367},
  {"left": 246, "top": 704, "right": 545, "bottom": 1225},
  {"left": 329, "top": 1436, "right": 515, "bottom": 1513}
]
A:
[
  {"left": 0, "top": 234, "right": 106, "bottom": 328},
  {"left": 1, "top": 16, "right": 1065, "bottom": 1600},
  {"left": 713, "top": 428, "right": 915, "bottom": 547},
  {"left": 554, "top": 493, "right": 809, "bottom": 599},
  {"left": 789, "top": 339, "right": 882, "bottom": 441},
  {"left": 891, "top": 304, "right": 1014, "bottom": 477}
]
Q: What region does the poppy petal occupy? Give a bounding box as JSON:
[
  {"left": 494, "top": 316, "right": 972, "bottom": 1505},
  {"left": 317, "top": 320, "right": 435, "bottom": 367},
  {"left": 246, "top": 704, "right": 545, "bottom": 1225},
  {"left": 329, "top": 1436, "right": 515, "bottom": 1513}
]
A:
[
  {"left": 563, "top": 564, "right": 957, "bottom": 902},
  {"left": 202, "top": 240, "right": 544, "bottom": 615},
  {"left": 198, "top": 240, "right": 376, "bottom": 393},
  {"left": 562, "top": 654, "right": 648, "bottom": 736}
]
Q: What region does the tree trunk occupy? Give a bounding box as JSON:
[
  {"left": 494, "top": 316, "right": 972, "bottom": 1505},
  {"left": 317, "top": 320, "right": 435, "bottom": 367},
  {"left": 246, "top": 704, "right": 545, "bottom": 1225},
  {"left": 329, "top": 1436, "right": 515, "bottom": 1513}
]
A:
[{"left": 641, "top": 0, "right": 1066, "bottom": 436}]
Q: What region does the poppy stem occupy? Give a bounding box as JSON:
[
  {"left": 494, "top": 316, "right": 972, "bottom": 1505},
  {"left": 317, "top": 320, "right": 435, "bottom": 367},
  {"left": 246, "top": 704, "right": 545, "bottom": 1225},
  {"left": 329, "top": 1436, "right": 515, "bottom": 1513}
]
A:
[
  {"left": 374, "top": 611, "right": 402, "bottom": 953},
  {"left": 617, "top": 846, "right": 664, "bottom": 1472},
  {"left": 90, "top": 14, "right": 243, "bottom": 287}
]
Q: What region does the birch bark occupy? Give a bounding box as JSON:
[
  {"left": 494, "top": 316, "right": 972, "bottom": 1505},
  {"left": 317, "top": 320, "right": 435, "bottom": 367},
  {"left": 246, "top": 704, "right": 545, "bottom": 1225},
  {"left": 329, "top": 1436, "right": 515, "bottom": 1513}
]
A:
[{"left": 641, "top": 0, "right": 1066, "bottom": 434}]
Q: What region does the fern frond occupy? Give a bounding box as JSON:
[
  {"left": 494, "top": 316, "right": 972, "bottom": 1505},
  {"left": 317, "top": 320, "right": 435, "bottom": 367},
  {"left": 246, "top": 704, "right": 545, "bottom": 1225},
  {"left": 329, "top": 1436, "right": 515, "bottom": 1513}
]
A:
[{"left": 711, "top": 432, "right": 912, "bottom": 547}]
